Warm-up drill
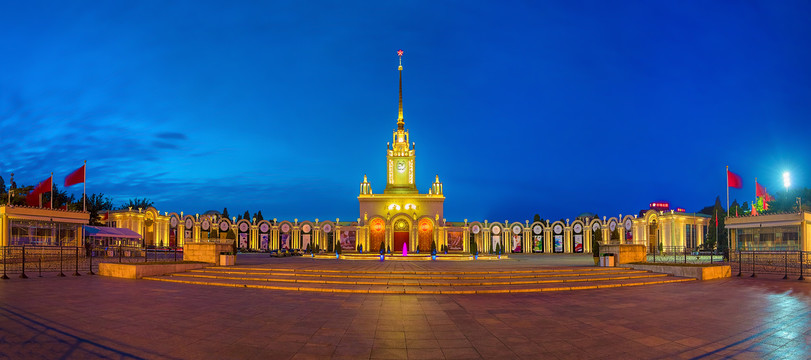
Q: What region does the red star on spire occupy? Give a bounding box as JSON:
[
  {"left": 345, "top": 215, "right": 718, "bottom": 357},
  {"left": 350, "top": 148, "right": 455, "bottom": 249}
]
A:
[{"left": 397, "top": 49, "right": 403, "bottom": 56}]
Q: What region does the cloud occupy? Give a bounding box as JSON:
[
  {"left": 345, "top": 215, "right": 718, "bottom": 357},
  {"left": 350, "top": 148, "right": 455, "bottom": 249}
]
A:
[{"left": 155, "top": 132, "right": 187, "bottom": 140}]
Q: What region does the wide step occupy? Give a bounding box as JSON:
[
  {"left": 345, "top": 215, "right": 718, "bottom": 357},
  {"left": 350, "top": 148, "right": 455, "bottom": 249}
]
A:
[{"left": 143, "top": 265, "right": 694, "bottom": 293}]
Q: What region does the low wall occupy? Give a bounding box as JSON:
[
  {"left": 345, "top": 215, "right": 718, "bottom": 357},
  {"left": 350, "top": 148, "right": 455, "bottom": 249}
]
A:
[
  {"left": 184, "top": 241, "right": 235, "bottom": 265},
  {"left": 600, "top": 244, "right": 646, "bottom": 264},
  {"left": 99, "top": 262, "right": 206, "bottom": 279},
  {"left": 626, "top": 264, "right": 731, "bottom": 280}
]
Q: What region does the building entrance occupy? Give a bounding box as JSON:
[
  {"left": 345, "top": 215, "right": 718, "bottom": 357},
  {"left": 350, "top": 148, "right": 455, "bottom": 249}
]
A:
[{"left": 394, "top": 231, "right": 408, "bottom": 254}]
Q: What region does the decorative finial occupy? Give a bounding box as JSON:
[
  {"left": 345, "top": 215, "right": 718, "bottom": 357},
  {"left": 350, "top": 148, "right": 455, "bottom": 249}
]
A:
[{"left": 397, "top": 49, "right": 404, "bottom": 130}]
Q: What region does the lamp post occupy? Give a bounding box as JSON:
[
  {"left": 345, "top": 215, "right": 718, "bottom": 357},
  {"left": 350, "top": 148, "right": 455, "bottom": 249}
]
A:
[{"left": 783, "top": 172, "right": 791, "bottom": 193}]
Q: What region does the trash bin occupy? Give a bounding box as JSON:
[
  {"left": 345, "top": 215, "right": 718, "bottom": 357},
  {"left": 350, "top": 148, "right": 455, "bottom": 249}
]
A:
[{"left": 600, "top": 253, "right": 615, "bottom": 267}]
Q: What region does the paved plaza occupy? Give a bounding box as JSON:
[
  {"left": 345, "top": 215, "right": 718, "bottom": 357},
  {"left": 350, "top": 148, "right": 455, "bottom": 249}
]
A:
[{"left": 1, "top": 254, "right": 810, "bottom": 359}]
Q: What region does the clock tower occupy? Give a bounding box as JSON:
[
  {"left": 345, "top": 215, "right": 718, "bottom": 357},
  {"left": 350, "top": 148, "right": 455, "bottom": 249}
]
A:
[
  {"left": 358, "top": 50, "right": 445, "bottom": 254},
  {"left": 384, "top": 50, "right": 417, "bottom": 194}
]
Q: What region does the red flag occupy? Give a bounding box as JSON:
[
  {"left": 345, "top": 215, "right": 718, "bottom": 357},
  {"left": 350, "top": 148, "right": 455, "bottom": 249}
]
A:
[
  {"left": 727, "top": 170, "right": 743, "bottom": 189},
  {"left": 29, "top": 177, "right": 52, "bottom": 196},
  {"left": 26, "top": 177, "right": 52, "bottom": 208},
  {"left": 25, "top": 192, "right": 40, "bottom": 207},
  {"left": 756, "top": 182, "right": 767, "bottom": 197},
  {"left": 64, "top": 165, "right": 85, "bottom": 187}
]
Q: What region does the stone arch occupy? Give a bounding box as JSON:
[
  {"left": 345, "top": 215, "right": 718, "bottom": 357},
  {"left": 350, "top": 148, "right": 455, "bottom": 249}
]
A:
[
  {"left": 550, "top": 221, "right": 566, "bottom": 253},
  {"left": 644, "top": 210, "right": 660, "bottom": 253},
  {"left": 606, "top": 217, "right": 620, "bottom": 244},
  {"left": 508, "top": 222, "right": 525, "bottom": 253},
  {"left": 621, "top": 215, "right": 635, "bottom": 244},
  {"left": 236, "top": 219, "right": 252, "bottom": 249},
  {"left": 299, "top": 221, "right": 314, "bottom": 251},
  {"left": 257, "top": 220, "right": 272, "bottom": 251},
  {"left": 390, "top": 214, "right": 412, "bottom": 254},
  {"left": 278, "top": 221, "right": 293, "bottom": 249},
  {"left": 489, "top": 223, "right": 504, "bottom": 253},
  {"left": 469, "top": 221, "right": 484, "bottom": 254},
  {"left": 570, "top": 220, "right": 585, "bottom": 253},
  {"left": 529, "top": 221, "right": 545, "bottom": 253}
]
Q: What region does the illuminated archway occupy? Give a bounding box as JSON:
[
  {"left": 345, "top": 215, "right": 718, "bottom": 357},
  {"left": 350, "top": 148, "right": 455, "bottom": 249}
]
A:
[
  {"left": 393, "top": 219, "right": 410, "bottom": 254},
  {"left": 418, "top": 218, "right": 433, "bottom": 252},
  {"left": 369, "top": 218, "right": 385, "bottom": 252}
]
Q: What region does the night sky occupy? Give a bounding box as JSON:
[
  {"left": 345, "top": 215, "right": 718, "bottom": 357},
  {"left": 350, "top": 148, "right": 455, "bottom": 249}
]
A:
[{"left": 2, "top": 1, "right": 810, "bottom": 222}]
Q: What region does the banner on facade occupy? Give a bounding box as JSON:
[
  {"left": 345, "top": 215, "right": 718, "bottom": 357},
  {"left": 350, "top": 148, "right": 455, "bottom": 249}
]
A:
[
  {"left": 260, "top": 234, "right": 269, "bottom": 250},
  {"left": 280, "top": 234, "right": 289, "bottom": 249},
  {"left": 239, "top": 233, "right": 248, "bottom": 249},
  {"left": 511, "top": 235, "right": 522, "bottom": 253},
  {"left": 533, "top": 235, "right": 543, "bottom": 252},
  {"left": 447, "top": 232, "right": 463, "bottom": 250},
  {"left": 340, "top": 230, "right": 356, "bottom": 250},
  {"left": 554, "top": 235, "right": 563, "bottom": 253},
  {"left": 574, "top": 234, "right": 583, "bottom": 253},
  {"left": 302, "top": 234, "right": 311, "bottom": 250}
]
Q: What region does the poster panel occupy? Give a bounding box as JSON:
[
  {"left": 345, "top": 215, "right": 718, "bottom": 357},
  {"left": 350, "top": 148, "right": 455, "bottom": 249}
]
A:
[
  {"left": 169, "top": 230, "right": 176, "bottom": 248},
  {"left": 574, "top": 234, "right": 583, "bottom": 253},
  {"left": 184, "top": 230, "right": 192, "bottom": 240},
  {"left": 280, "top": 234, "right": 289, "bottom": 249},
  {"left": 340, "top": 230, "right": 356, "bottom": 250},
  {"left": 511, "top": 235, "right": 522, "bottom": 252},
  {"left": 533, "top": 235, "right": 543, "bottom": 253},
  {"left": 448, "top": 232, "right": 463, "bottom": 250},
  {"left": 302, "top": 234, "right": 311, "bottom": 250},
  {"left": 239, "top": 233, "right": 248, "bottom": 249},
  {"left": 260, "top": 234, "right": 269, "bottom": 251},
  {"left": 492, "top": 235, "right": 501, "bottom": 252},
  {"left": 554, "top": 235, "right": 563, "bottom": 253}
]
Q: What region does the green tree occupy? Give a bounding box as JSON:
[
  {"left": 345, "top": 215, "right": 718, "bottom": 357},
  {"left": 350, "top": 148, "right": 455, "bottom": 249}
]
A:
[
  {"left": 470, "top": 237, "right": 478, "bottom": 255},
  {"left": 592, "top": 229, "right": 602, "bottom": 257},
  {"left": 704, "top": 196, "right": 726, "bottom": 251},
  {"left": 87, "top": 193, "right": 114, "bottom": 225},
  {"left": 119, "top": 198, "right": 153, "bottom": 210},
  {"left": 255, "top": 211, "right": 264, "bottom": 222},
  {"left": 222, "top": 207, "right": 230, "bottom": 220},
  {"left": 0, "top": 176, "right": 5, "bottom": 195},
  {"left": 243, "top": 210, "right": 250, "bottom": 221}
]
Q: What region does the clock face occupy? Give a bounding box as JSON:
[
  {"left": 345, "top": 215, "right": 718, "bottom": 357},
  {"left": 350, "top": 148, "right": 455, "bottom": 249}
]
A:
[
  {"left": 625, "top": 220, "right": 632, "bottom": 231},
  {"left": 532, "top": 225, "right": 542, "bottom": 234},
  {"left": 592, "top": 223, "right": 600, "bottom": 232},
  {"left": 554, "top": 224, "right": 563, "bottom": 234},
  {"left": 573, "top": 224, "right": 582, "bottom": 233},
  {"left": 281, "top": 223, "right": 290, "bottom": 233},
  {"left": 322, "top": 224, "right": 332, "bottom": 233},
  {"left": 260, "top": 223, "right": 269, "bottom": 233},
  {"left": 609, "top": 222, "right": 616, "bottom": 231},
  {"left": 219, "top": 221, "right": 229, "bottom": 232},
  {"left": 512, "top": 226, "right": 521, "bottom": 235},
  {"left": 491, "top": 226, "right": 501, "bottom": 235},
  {"left": 471, "top": 225, "right": 480, "bottom": 234},
  {"left": 396, "top": 160, "right": 406, "bottom": 173},
  {"left": 185, "top": 219, "right": 193, "bottom": 229},
  {"left": 302, "top": 224, "right": 311, "bottom": 233},
  {"left": 239, "top": 222, "right": 249, "bottom": 232},
  {"left": 201, "top": 220, "right": 210, "bottom": 231},
  {"left": 170, "top": 216, "right": 178, "bottom": 228}
]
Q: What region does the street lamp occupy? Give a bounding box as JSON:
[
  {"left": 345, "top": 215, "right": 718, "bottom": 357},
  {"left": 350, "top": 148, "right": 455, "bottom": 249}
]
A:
[{"left": 783, "top": 172, "right": 791, "bottom": 192}]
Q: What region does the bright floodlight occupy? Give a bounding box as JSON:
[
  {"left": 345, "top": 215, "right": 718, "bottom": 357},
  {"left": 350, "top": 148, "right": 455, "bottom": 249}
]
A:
[{"left": 783, "top": 172, "right": 791, "bottom": 189}]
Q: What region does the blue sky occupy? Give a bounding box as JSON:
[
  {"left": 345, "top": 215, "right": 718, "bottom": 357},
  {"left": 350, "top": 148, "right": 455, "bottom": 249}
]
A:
[{"left": 1, "top": 1, "right": 809, "bottom": 222}]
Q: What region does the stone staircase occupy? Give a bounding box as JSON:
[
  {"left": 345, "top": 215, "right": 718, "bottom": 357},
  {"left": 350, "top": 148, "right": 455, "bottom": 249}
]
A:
[{"left": 143, "top": 265, "right": 693, "bottom": 294}]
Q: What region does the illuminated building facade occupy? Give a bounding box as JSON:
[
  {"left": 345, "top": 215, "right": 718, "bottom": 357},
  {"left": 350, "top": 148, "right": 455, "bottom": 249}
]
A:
[{"left": 100, "top": 52, "right": 712, "bottom": 256}]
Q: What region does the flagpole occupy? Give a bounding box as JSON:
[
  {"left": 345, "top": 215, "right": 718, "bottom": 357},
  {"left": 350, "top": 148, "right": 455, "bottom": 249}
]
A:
[
  {"left": 83, "top": 160, "right": 87, "bottom": 212},
  {"left": 725, "top": 166, "right": 729, "bottom": 253},
  {"left": 726, "top": 166, "right": 729, "bottom": 217},
  {"left": 50, "top": 172, "right": 53, "bottom": 209}
]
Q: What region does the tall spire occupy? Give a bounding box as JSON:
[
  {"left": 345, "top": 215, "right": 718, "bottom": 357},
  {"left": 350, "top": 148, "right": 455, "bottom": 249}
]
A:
[{"left": 397, "top": 49, "right": 404, "bottom": 131}]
